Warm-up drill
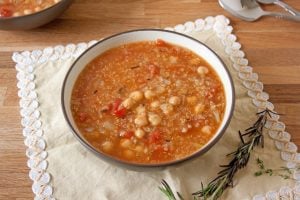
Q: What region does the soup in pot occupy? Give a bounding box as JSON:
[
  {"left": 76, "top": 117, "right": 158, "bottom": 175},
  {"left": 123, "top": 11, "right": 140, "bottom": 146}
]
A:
[{"left": 0, "top": 0, "right": 61, "bottom": 17}]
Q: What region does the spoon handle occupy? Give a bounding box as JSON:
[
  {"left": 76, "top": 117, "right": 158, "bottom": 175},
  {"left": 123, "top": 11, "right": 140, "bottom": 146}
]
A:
[
  {"left": 274, "top": 0, "right": 300, "bottom": 16},
  {"left": 265, "top": 11, "right": 300, "bottom": 22}
]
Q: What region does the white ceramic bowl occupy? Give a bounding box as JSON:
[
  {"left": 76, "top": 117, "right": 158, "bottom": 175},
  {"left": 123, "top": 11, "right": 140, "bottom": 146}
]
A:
[{"left": 62, "top": 29, "right": 235, "bottom": 170}]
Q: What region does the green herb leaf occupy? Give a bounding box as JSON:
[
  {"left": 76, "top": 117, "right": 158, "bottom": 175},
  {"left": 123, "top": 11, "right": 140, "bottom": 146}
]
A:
[
  {"left": 256, "top": 158, "right": 265, "bottom": 170},
  {"left": 254, "top": 171, "right": 263, "bottom": 176}
]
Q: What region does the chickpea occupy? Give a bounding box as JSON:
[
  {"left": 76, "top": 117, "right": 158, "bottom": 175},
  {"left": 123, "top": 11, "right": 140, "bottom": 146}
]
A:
[
  {"left": 194, "top": 103, "right": 205, "bottom": 114},
  {"left": 129, "top": 91, "right": 144, "bottom": 102},
  {"left": 102, "top": 141, "right": 113, "bottom": 152},
  {"left": 23, "top": 9, "right": 33, "bottom": 15},
  {"left": 34, "top": 6, "right": 41, "bottom": 12},
  {"left": 134, "top": 115, "right": 148, "bottom": 127},
  {"left": 169, "top": 96, "right": 181, "bottom": 106},
  {"left": 148, "top": 113, "right": 162, "bottom": 126},
  {"left": 13, "top": 12, "right": 21, "bottom": 17},
  {"left": 135, "top": 128, "right": 145, "bottom": 139},
  {"left": 124, "top": 149, "right": 134, "bottom": 158},
  {"left": 186, "top": 96, "right": 197, "bottom": 105},
  {"left": 197, "top": 66, "right": 209, "bottom": 76},
  {"left": 121, "top": 98, "right": 135, "bottom": 109},
  {"left": 202, "top": 125, "right": 212, "bottom": 135},
  {"left": 144, "top": 90, "right": 156, "bottom": 99},
  {"left": 135, "top": 145, "right": 144, "bottom": 153},
  {"left": 150, "top": 101, "right": 160, "bottom": 109},
  {"left": 160, "top": 103, "right": 174, "bottom": 115},
  {"left": 120, "top": 139, "right": 132, "bottom": 148},
  {"left": 136, "top": 105, "right": 146, "bottom": 114}
]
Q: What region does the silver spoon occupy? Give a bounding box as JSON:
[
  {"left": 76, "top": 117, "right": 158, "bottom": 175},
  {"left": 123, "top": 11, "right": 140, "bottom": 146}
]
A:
[
  {"left": 219, "top": 0, "right": 300, "bottom": 22},
  {"left": 257, "top": 0, "right": 300, "bottom": 16}
]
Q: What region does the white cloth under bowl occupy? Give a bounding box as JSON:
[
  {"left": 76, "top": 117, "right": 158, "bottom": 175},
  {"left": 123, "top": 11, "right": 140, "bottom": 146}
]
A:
[{"left": 13, "top": 15, "right": 299, "bottom": 200}]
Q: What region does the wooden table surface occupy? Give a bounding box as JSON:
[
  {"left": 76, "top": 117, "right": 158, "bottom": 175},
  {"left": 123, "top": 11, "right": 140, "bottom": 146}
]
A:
[{"left": 0, "top": 0, "right": 299, "bottom": 199}]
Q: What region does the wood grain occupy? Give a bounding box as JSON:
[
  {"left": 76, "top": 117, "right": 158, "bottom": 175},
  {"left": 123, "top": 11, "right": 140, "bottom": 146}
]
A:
[{"left": 0, "top": 0, "right": 299, "bottom": 199}]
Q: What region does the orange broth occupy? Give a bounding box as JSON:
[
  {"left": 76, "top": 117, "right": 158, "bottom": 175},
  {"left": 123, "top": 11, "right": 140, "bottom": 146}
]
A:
[{"left": 71, "top": 40, "right": 225, "bottom": 163}]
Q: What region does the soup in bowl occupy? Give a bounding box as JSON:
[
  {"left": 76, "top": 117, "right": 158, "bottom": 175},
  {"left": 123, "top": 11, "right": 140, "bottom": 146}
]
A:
[
  {"left": 0, "top": 0, "right": 73, "bottom": 30},
  {"left": 0, "top": 0, "right": 61, "bottom": 17},
  {"left": 62, "top": 29, "right": 235, "bottom": 170}
]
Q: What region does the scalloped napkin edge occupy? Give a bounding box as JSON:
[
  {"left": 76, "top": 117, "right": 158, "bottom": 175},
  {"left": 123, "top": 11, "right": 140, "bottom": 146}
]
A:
[{"left": 12, "top": 15, "right": 300, "bottom": 200}]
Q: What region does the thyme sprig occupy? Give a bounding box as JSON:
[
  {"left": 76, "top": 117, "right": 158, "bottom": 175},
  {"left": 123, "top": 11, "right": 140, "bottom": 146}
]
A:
[
  {"left": 254, "top": 158, "right": 299, "bottom": 180},
  {"left": 159, "top": 109, "right": 277, "bottom": 200}
]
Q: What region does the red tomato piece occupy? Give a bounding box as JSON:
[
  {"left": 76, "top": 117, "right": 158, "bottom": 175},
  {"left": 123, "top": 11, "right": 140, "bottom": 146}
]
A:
[
  {"left": 122, "top": 131, "right": 134, "bottom": 139},
  {"left": 148, "top": 64, "right": 160, "bottom": 77},
  {"left": 112, "top": 98, "right": 126, "bottom": 118},
  {"left": 148, "top": 130, "right": 162, "bottom": 144},
  {"left": 0, "top": 6, "right": 13, "bottom": 17},
  {"left": 114, "top": 107, "right": 126, "bottom": 118},
  {"left": 156, "top": 39, "right": 169, "bottom": 47},
  {"left": 78, "top": 112, "right": 88, "bottom": 122},
  {"left": 112, "top": 98, "right": 122, "bottom": 110}
]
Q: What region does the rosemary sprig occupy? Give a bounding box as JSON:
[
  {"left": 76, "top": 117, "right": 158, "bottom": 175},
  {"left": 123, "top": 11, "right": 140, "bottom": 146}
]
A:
[
  {"left": 159, "top": 109, "right": 277, "bottom": 200},
  {"left": 192, "top": 109, "right": 271, "bottom": 199},
  {"left": 159, "top": 180, "right": 185, "bottom": 200}
]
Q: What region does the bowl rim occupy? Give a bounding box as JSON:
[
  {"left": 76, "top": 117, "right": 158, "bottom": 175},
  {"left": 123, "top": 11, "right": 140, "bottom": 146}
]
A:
[
  {"left": 61, "top": 28, "right": 236, "bottom": 169},
  {"left": 0, "top": 0, "right": 71, "bottom": 20}
]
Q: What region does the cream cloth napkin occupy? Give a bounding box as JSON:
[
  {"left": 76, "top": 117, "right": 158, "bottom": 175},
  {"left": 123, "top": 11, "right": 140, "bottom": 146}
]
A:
[{"left": 14, "top": 16, "right": 298, "bottom": 200}]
